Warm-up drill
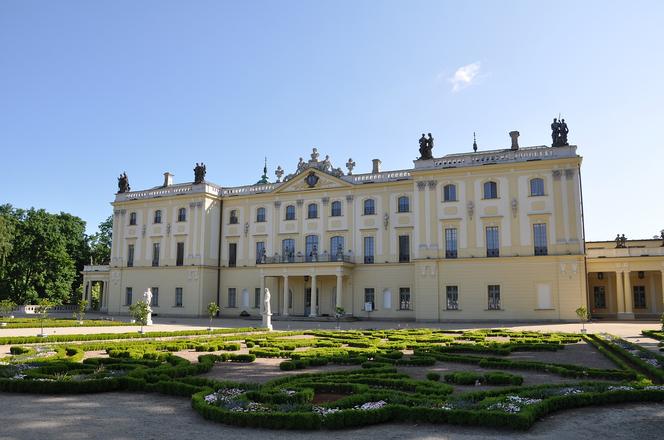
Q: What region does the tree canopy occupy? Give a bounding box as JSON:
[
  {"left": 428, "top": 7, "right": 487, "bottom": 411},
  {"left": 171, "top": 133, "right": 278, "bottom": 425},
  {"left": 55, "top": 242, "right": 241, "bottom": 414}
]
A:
[{"left": 0, "top": 205, "right": 112, "bottom": 304}]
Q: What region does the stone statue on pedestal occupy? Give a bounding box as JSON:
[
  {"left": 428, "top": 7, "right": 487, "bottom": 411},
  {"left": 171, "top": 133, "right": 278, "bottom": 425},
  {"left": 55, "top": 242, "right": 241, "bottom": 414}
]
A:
[
  {"left": 117, "top": 172, "right": 130, "bottom": 193},
  {"left": 262, "top": 288, "right": 273, "bottom": 331},
  {"left": 551, "top": 118, "right": 570, "bottom": 147},
  {"left": 143, "top": 288, "right": 153, "bottom": 325}
]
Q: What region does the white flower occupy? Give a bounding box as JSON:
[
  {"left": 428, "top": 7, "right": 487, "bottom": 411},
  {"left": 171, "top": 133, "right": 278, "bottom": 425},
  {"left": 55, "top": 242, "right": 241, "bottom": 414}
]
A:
[
  {"left": 607, "top": 385, "right": 634, "bottom": 392},
  {"left": 644, "top": 385, "right": 664, "bottom": 391},
  {"left": 354, "top": 400, "right": 387, "bottom": 411},
  {"left": 312, "top": 406, "right": 341, "bottom": 416}
]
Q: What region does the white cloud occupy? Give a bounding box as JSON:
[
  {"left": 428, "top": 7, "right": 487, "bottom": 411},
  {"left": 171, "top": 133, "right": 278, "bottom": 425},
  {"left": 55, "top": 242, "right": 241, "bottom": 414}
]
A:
[{"left": 448, "top": 62, "right": 481, "bottom": 92}]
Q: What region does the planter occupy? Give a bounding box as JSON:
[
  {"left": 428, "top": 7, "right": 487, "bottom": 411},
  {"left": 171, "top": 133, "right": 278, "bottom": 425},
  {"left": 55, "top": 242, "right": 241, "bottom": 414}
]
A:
[
  {"left": 1, "top": 322, "right": 6, "bottom": 327},
  {"left": 38, "top": 333, "right": 48, "bottom": 338},
  {"left": 580, "top": 328, "right": 587, "bottom": 334}
]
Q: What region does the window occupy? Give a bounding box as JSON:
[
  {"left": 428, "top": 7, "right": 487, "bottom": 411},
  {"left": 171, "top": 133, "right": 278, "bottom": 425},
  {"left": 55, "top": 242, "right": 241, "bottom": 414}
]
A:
[
  {"left": 256, "top": 241, "right": 265, "bottom": 264},
  {"left": 125, "top": 287, "right": 133, "bottom": 306},
  {"left": 593, "top": 286, "right": 606, "bottom": 309},
  {"left": 256, "top": 207, "right": 266, "bottom": 223},
  {"left": 285, "top": 205, "right": 296, "bottom": 220},
  {"left": 399, "top": 288, "right": 411, "bottom": 310},
  {"left": 151, "top": 287, "right": 159, "bottom": 307},
  {"left": 305, "top": 235, "right": 319, "bottom": 262},
  {"left": 307, "top": 203, "right": 318, "bottom": 219},
  {"left": 254, "top": 288, "right": 261, "bottom": 308},
  {"left": 363, "top": 236, "right": 374, "bottom": 264},
  {"left": 228, "top": 243, "right": 237, "bottom": 267},
  {"left": 330, "top": 236, "right": 344, "bottom": 260},
  {"left": 486, "top": 226, "right": 499, "bottom": 257},
  {"left": 398, "top": 196, "right": 409, "bottom": 213},
  {"left": 228, "top": 288, "right": 236, "bottom": 308},
  {"left": 330, "top": 201, "right": 342, "bottom": 217},
  {"left": 177, "top": 208, "right": 187, "bottom": 222},
  {"left": 175, "top": 287, "right": 183, "bottom": 307},
  {"left": 445, "top": 228, "right": 458, "bottom": 258},
  {"left": 488, "top": 285, "right": 501, "bottom": 310},
  {"left": 530, "top": 178, "right": 545, "bottom": 196},
  {"left": 176, "top": 242, "right": 184, "bottom": 266},
  {"left": 129, "top": 212, "right": 137, "bottom": 226},
  {"left": 154, "top": 210, "right": 162, "bottom": 224},
  {"left": 282, "top": 239, "right": 295, "bottom": 262},
  {"left": 399, "top": 235, "right": 410, "bottom": 262},
  {"left": 152, "top": 242, "right": 160, "bottom": 267},
  {"left": 483, "top": 181, "right": 498, "bottom": 199},
  {"left": 229, "top": 210, "right": 238, "bottom": 224},
  {"left": 364, "top": 288, "right": 375, "bottom": 311},
  {"left": 443, "top": 184, "right": 457, "bottom": 202},
  {"left": 446, "top": 286, "right": 459, "bottom": 310},
  {"left": 127, "top": 244, "right": 134, "bottom": 267},
  {"left": 533, "top": 223, "right": 548, "bottom": 256},
  {"left": 363, "top": 199, "right": 375, "bottom": 215},
  {"left": 633, "top": 286, "right": 646, "bottom": 309}
]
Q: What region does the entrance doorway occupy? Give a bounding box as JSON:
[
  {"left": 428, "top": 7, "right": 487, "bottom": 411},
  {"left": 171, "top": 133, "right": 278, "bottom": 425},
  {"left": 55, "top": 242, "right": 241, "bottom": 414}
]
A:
[{"left": 304, "top": 288, "right": 319, "bottom": 316}]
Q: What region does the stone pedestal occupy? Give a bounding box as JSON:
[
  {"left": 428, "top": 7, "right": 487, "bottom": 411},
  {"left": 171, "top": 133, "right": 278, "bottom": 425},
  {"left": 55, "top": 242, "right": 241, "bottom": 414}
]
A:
[{"left": 262, "top": 312, "right": 273, "bottom": 331}]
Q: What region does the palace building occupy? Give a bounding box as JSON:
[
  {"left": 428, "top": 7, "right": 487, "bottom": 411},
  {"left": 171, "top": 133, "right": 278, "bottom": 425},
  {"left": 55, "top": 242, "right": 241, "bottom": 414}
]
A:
[{"left": 81, "top": 135, "right": 664, "bottom": 321}]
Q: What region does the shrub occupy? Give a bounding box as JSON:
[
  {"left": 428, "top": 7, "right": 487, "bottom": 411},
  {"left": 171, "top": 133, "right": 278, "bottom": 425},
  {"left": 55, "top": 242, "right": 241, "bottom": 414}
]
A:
[{"left": 426, "top": 372, "right": 441, "bottom": 381}]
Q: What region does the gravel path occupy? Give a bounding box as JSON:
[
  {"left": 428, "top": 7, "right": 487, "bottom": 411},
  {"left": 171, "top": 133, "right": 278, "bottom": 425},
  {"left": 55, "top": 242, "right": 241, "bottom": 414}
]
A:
[{"left": 0, "top": 392, "right": 661, "bottom": 440}]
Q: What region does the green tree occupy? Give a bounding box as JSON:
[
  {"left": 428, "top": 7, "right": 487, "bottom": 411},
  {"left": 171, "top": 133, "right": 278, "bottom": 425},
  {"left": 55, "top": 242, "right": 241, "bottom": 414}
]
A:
[
  {"left": 129, "top": 300, "right": 150, "bottom": 333},
  {"left": 207, "top": 302, "right": 220, "bottom": 330},
  {"left": 88, "top": 215, "right": 113, "bottom": 265},
  {"left": 0, "top": 206, "right": 77, "bottom": 304}
]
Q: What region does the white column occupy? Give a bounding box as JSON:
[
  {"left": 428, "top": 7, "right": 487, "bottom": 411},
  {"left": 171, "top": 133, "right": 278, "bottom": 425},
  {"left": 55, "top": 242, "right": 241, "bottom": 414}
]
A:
[
  {"left": 336, "top": 272, "right": 343, "bottom": 310},
  {"left": 660, "top": 270, "right": 664, "bottom": 313},
  {"left": 309, "top": 272, "right": 317, "bottom": 317},
  {"left": 283, "top": 275, "right": 289, "bottom": 316},
  {"left": 259, "top": 271, "right": 265, "bottom": 314}
]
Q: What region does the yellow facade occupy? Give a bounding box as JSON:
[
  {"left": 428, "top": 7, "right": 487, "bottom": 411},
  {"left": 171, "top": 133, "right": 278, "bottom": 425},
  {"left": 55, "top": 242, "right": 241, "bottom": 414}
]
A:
[{"left": 96, "top": 143, "right": 598, "bottom": 321}]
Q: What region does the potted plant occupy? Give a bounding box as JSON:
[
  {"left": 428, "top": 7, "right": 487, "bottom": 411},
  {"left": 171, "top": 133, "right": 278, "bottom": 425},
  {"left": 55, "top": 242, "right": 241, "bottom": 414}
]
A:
[
  {"left": 335, "top": 306, "right": 345, "bottom": 330},
  {"left": 36, "top": 298, "right": 58, "bottom": 337},
  {"left": 0, "top": 299, "right": 16, "bottom": 326},
  {"left": 576, "top": 306, "right": 590, "bottom": 333},
  {"left": 129, "top": 300, "right": 150, "bottom": 334},
  {"left": 75, "top": 300, "right": 88, "bottom": 324},
  {"left": 207, "top": 302, "right": 220, "bottom": 331}
]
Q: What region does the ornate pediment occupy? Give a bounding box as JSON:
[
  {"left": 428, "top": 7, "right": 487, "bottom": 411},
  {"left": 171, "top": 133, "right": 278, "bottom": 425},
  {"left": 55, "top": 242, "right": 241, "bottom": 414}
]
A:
[{"left": 273, "top": 168, "right": 352, "bottom": 193}]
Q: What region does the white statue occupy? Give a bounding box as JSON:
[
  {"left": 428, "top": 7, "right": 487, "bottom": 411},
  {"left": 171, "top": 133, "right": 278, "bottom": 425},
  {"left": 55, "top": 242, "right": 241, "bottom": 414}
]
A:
[
  {"left": 143, "top": 288, "right": 153, "bottom": 326},
  {"left": 261, "top": 288, "right": 273, "bottom": 331}
]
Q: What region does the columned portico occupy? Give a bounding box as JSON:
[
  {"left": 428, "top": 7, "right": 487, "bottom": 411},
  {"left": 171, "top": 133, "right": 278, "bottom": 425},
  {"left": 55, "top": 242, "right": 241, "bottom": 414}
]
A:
[
  {"left": 619, "top": 270, "right": 634, "bottom": 319},
  {"left": 257, "top": 263, "right": 353, "bottom": 318},
  {"left": 81, "top": 265, "right": 110, "bottom": 313}
]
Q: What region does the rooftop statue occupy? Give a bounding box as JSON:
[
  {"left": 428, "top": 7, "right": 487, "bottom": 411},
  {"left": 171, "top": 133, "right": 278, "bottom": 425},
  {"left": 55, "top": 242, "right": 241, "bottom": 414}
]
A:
[
  {"left": 117, "top": 172, "right": 130, "bottom": 193},
  {"left": 418, "top": 133, "right": 434, "bottom": 160},
  {"left": 346, "top": 158, "right": 356, "bottom": 175},
  {"left": 193, "top": 162, "right": 206, "bottom": 184},
  {"left": 310, "top": 148, "right": 319, "bottom": 162},
  {"left": 551, "top": 118, "right": 570, "bottom": 147}
]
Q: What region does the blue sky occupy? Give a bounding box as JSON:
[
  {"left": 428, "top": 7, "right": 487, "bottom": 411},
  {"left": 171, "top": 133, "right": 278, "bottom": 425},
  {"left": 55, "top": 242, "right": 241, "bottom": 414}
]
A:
[{"left": 1, "top": 1, "right": 663, "bottom": 240}]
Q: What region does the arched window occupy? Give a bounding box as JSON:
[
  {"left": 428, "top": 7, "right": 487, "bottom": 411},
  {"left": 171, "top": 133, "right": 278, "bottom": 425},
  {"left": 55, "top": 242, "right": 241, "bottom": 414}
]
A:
[
  {"left": 330, "top": 236, "right": 344, "bottom": 260},
  {"left": 154, "top": 210, "right": 162, "bottom": 224},
  {"left": 229, "top": 209, "right": 238, "bottom": 224},
  {"left": 443, "top": 184, "right": 457, "bottom": 202},
  {"left": 285, "top": 205, "right": 295, "bottom": 220},
  {"left": 305, "top": 235, "right": 319, "bottom": 262},
  {"left": 530, "top": 178, "right": 545, "bottom": 196},
  {"left": 363, "top": 198, "right": 375, "bottom": 215},
  {"left": 483, "top": 181, "right": 498, "bottom": 199},
  {"left": 397, "top": 196, "right": 409, "bottom": 213},
  {"left": 177, "top": 208, "right": 187, "bottom": 222},
  {"left": 129, "top": 212, "right": 137, "bottom": 226},
  {"left": 307, "top": 203, "right": 318, "bottom": 219},
  {"left": 256, "top": 207, "right": 266, "bottom": 222},
  {"left": 330, "top": 200, "right": 342, "bottom": 217}
]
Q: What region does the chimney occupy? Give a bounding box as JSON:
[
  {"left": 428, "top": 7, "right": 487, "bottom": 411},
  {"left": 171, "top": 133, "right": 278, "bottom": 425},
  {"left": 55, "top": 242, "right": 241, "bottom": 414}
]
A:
[
  {"left": 509, "top": 131, "right": 520, "bottom": 150},
  {"left": 372, "top": 159, "right": 381, "bottom": 174},
  {"left": 163, "top": 172, "right": 174, "bottom": 187}
]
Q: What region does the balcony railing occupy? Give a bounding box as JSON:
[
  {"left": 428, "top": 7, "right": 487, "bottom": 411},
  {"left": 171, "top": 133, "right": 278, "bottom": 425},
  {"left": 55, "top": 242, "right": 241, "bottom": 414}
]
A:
[{"left": 257, "top": 254, "right": 354, "bottom": 264}]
